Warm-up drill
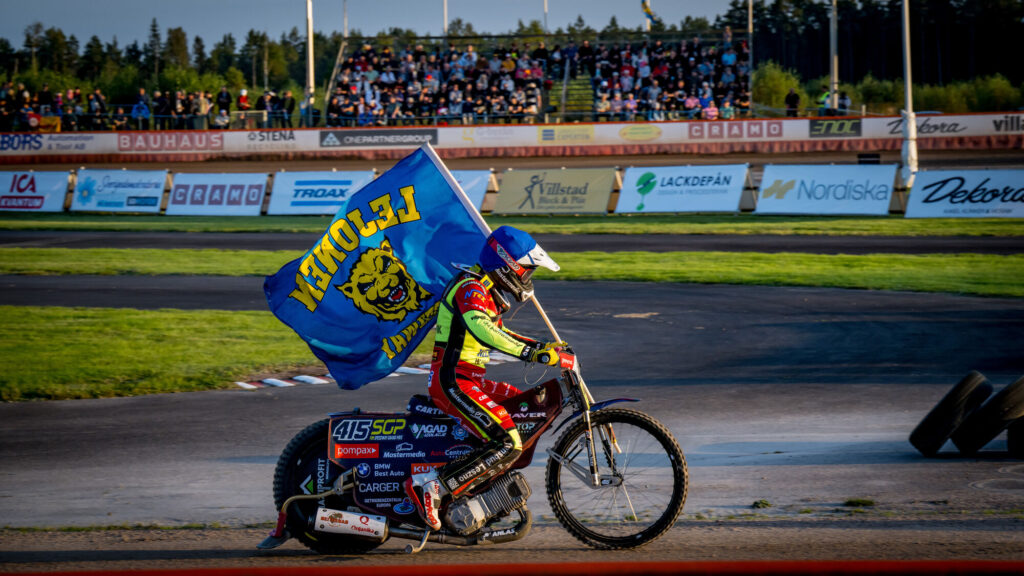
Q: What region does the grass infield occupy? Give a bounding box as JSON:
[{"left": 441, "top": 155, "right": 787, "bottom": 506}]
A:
[
  {"left": 1, "top": 212, "right": 1022, "bottom": 236},
  {"left": 0, "top": 306, "right": 433, "bottom": 401},
  {"left": 1, "top": 247, "right": 1021, "bottom": 298}
]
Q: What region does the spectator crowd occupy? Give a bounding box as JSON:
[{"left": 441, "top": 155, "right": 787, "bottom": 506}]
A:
[{"left": 1, "top": 31, "right": 756, "bottom": 132}]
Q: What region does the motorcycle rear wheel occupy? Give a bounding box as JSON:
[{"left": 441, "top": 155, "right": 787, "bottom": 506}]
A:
[
  {"left": 546, "top": 408, "right": 687, "bottom": 549},
  {"left": 273, "top": 418, "right": 383, "bottom": 555}
]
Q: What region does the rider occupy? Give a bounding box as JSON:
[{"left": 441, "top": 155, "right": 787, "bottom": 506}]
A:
[{"left": 403, "top": 226, "right": 565, "bottom": 530}]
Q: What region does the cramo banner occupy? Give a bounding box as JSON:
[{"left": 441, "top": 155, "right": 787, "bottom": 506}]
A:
[
  {"left": 756, "top": 164, "right": 897, "bottom": 216},
  {"left": 906, "top": 170, "right": 1024, "bottom": 218}
]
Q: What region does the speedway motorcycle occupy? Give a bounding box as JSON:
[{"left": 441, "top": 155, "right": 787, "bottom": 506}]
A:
[{"left": 259, "top": 342, "right": 688, "bottom": 554}]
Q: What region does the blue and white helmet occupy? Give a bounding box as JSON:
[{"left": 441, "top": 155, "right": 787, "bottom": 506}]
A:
[{"left": 479, "top": 226, "right": 559, "bottom": 302}]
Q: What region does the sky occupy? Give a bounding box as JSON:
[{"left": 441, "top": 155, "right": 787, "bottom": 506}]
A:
[{"left": 0, "top": 0, "right": 727, "bottom": 47}]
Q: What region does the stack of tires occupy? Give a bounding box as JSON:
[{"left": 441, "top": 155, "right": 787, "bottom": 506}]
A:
[{"left": 910, "top": 372, "right": 1024, "bottom": 458}]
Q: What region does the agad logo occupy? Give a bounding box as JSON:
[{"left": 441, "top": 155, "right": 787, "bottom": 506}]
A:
[
  {"left": 635, "top": 172, "right": 657, "bottom": 211},
  {"left": 762, "top": 179, "right": 796, "bottom": 200}
]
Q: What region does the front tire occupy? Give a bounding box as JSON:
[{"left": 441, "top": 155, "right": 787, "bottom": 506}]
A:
[
  {"left": 273, "top": 418, "right": 383, "bottom": 555},
  {"left": 546, "top": 408, "right": 687, "bottom": 549}
]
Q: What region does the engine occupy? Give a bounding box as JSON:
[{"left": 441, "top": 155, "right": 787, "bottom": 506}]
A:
[{"left": 444, "top": 471, "right": 531, "bottom": 536}]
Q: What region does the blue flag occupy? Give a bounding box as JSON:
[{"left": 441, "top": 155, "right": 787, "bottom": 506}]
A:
[{"left": 265, "top": 145, "right": 490, "bottom": 390}]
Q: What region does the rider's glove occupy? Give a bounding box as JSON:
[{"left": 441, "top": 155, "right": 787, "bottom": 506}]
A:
[{"left": 524, "top": 341, "right": 567, "bottom": 366}]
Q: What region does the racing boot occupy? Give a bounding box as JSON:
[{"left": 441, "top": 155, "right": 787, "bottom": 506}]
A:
[{"left": 403, "top": 470, "right": 447, "bottom": 531}]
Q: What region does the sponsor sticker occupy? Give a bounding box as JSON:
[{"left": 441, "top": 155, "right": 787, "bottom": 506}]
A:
[
  {"left": 334, "top": 443, "right": 379, "bottom": 459},
  {"left": 319, "top": 129, "right": 438, "bottom": 148},
  {"left": 809, "top": 118, "right": 862, "bottom": 138},
  {"left": 618, "top": 124, "right": 663, "bottom": 142},
  {"left": 689, "top": 120, "right": 782, "bottom": 140}
]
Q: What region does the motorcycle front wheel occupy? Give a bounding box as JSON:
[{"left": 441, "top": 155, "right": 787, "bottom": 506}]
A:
[
  {"left": 273, "top": 418, "right": 383, "bottom": 555},
  {"left": 545, "top": 408, "right": 687, "bottom": 549}
]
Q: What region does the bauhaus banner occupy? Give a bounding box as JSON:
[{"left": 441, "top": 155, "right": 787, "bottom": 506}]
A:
[
  {"left": 617, "top": 165, "right": 748, "bottom": 213},
  {"left": 905, "top": 170, "right": 1024, "bottom": 218},
  {"left": 166, "top": 173, "right": 266, "bottom": 216},
  {"left": 755, "top": 164, "right": 898, "bottom": 216},
  {"left": 494, "top": 168, "right": 615, "bottom": 215},
  {"left": 268, "top": 171, "right": 375, "bottom": 215}
]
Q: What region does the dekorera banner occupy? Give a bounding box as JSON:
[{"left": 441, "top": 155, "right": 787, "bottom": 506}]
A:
[
  {"left": 267, "top": 171, "right": 375, "bottom": 215},
  {"left": 70, "top": 169, "right": 167, "bottom": 213},
  {"left": 166, "top": 173, "right": 267, "bottom": 216},
  {"left": 755, "top": 164, "right": 898, "bottom": 216},
  {"left": 0, "top": 172, "right": 69, "bottom": 212},
  {"left": 450, "top": 170, "right": 492, "bottom": 210},
  {"left": 617, "top": 165, "right": 748, "bottom": 213},
  {"left": 494, "top": 168, "right": 616, "bottom": 215},
  {"left": 905, "top": 170, "right": 1024, "bottom": 218}
]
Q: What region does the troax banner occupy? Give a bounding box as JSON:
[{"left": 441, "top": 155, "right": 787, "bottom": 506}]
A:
[
  {"left": 494, "top": 168, "right": 615, "bottom": 215},
  {"left": 755, "top": 164, "right": 897, "bottom": 216},
  {"left": 267, "top": 171, "right": 375, "bottom": 215},
  {"left": 617, "top": 165, "right": 748, "bottom": 213},
  {"left": 906, "top": 170, "right": 1024, "bottom": 218}
]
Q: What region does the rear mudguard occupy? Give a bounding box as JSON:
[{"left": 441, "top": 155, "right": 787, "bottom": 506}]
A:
[{"left": 553, "top": 398, "right": 639, "bottom": 434}]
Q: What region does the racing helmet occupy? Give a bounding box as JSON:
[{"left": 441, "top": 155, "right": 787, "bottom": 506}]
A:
[{"left": 479, "top": 226, "right": 559, "bottom": 303}]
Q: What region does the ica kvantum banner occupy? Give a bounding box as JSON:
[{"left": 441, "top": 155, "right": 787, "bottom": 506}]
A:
[
  {"left": 617, "top": 165, "right": 748, "bottom": 213},
  {"left": 70, "top": 169, "right": 167, "bottom": 213},
  {"left": 0, "top": 172, "right": 69, "bottom": 212},
  {"left": 264, "top": 145, "right": 489, "bottom": 390},
  {"left": 165, "top": 173, "right": 266, "bottom": 216},
  {"left": 905, "top": 170, "right": 1024, "bottom": 218},
  {"left": 494, "top": 168, "right": 615, "bottom": 215},
  {"left": 755, "top": 164, "right": 897, "bottom": 216}
]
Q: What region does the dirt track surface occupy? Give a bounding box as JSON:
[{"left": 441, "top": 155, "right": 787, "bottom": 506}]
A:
[{"left": 3, "top": 517, "right": 1024, "bottom": 573}]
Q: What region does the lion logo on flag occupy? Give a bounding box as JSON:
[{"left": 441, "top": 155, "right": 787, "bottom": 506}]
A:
[{"left": 337, "top": 238, "right": 432, "bottom": 322}]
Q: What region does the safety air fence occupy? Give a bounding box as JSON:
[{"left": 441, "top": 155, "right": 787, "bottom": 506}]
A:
[
  {"left": 2, "top": 164, "right": 1021, "bottom": 218},
  {"left": 0, "top": 113, "right": 1022, "bottom": 165}
]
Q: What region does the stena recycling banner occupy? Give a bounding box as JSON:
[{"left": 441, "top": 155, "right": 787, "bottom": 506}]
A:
[
  {"left": 617, "top": 165, "right": 748, "bottom": 213},
  {"left": 0, "top": 172, "right": 69, "bottom": 212},
  {"left": 268, "top": 171, "right": 375, "bottom": 215},
  {"left": 71, "top": 169, "right": 167, "bottom": 213},
  {"left": 166, "top": 173, "right": 267, "bottom": 216},
  {"left": 494, "top": 168, "right": 616, "bottom": 215},
  {"left": 906, "top": 170, "right": 1024, "bottom": 218},
  {"left": 755, "top": 164, "right": 898, "bottom": 216},
  {"left": 450, "top": 170, "right": 492, "bottom": 210}
]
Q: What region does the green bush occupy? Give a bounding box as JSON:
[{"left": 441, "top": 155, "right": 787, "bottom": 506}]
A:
[{"left": 751, "top": 61, "right": 809, "bottom": 116}]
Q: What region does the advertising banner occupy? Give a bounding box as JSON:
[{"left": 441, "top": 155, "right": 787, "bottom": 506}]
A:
[
  {"left": 905, "top": 170, "right": 1024, "bottom": 218},
  {"left": 267, "top": 171, "right": 375, "bottom": 215},
  {"left": 450, "top": 170, "right": 491, "bottom": 210},
  {"left": 0, "top": 172, "right": 69, "bottom": 212},
  {"left": 494, "top": 168, "right": 615, "bottom": 215},
  {"left": 165, "top": 173, "right": 267, "bottom": 216},
  {"left": 755, "top": 164, "right": 897, "bottom": 216},
  {"left": 70, "top": 169, "right": 167, "bottom": 213},
  {"left": 617, "top": 165, "right": 748, "bottom": 213},
  {"left": 319, "top": 129, "right": 438, "bottom": 148}
]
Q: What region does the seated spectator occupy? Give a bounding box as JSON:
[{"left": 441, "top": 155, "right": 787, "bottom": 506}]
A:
[
  {"left": 112, "top": 107, "right": 128, "bottom": 130},
  {"left": 702, "top": 99, "right": 719, "bottom": 120},
  {"left": 609, "top": 92, "right": 624, "bottom": 121},
  {"left": 623, "top": 93, "right": 638, "bottom": 121},
  {"left": 213, "top": 108, "right": 231, "bottom": 128},
  {"left": 130, "top": 100, "right": 150, "bottom": 130},
  {"left": 735, "top": 91, "right": 751, "bottom": 116},
  {"left": 61, "top": 105, "right": 78, "bottom": 132},
  {"left": 683, "top": 92, "right": 701, "bottom": 119},
  {"left": 719, "top": 100, "right": 735, "bottom": 120}
]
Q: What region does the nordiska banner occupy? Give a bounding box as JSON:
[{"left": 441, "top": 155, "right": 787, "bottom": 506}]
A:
[{"left": 494, "top": 168, "right": 616, "bottom": 215}]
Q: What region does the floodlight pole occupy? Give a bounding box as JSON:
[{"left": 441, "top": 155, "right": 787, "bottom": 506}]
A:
[
  {"left": 544, "top": 0, "right": 549, "bottom": 34},
  {"left": 900, "top": 0, "right": 918, "bottom": 189},
  {"left": 443, "top": 0, "right": 449, "bottom": 43},
  {"left": 748, "top": 0, "right": 754, "bottom": 115},
  {"left": 305, "top": 0, "right": 315, "bottom": 127},
  {"left": 829, "top": 0, "right": 838, "bottom": 111}
]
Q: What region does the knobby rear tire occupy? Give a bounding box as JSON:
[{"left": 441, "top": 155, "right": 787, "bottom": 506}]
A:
[
  {"left": 545, "top": 408, "right": 687, "bottom": 549},
  {"left": 909, "top": 371, "right": 992, "bottom": 457},
  {"left": 952, "top": 376, "right": 1024, "bottom": 456},
  {"left": 273, "top": 418, "right": 383, "bottom": 555}
]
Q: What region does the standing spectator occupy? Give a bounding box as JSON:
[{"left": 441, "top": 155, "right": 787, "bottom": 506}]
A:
[
  {"left": 237, "top": 89, "right": 250, "bottom": 114},
  {"left": 154, "top": 91, "right": 171, "bottom": 129},
  {"left": 216, "top": 87, "right": 232, "bottom": 114},
  {"left": 837, "top": 91, "right": 852, "bottom": 115},
  {"left": 784, "top": 88, "right": 800, "bottom": 117},
  {"left": 131, "top": 99, "right": 150, "bottom": 130},
  {"left": 735, "top": 91, "right": 751, "bottom": 117},
  {"left": 817, "top": 88, "right": 830, "bottom": 116},
  {"left": 61, "top": 105, "right": 78, "bottom": 132},
  {"left": 279, "top": 90, "right": 296, "bottom": 127}
]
